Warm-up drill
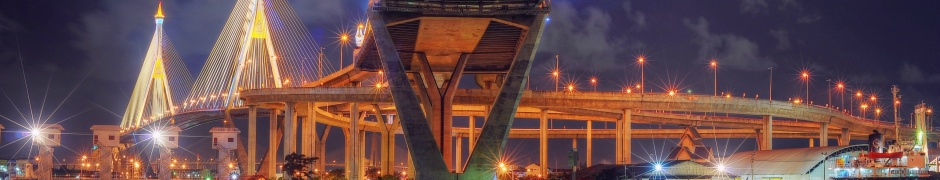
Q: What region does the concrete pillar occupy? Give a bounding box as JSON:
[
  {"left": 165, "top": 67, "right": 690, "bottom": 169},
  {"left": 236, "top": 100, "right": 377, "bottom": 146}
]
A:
[
  {"left": 266, "top": 109, "right": 278, "bottom": 177},
  {"left": 358, "top": 130, "right": 366, "bottom": 178},
  {"left": 455, "top": 134, "right": 463, "bottom": 173},
  {"left": 586, "top": 120, "right": 593, "bottom": 166},
  {"left": 247, "top": 106, "right": 257, "bottom": 175},
  {"left": 380, "top": 125, "right": 395, "bottom": 175},
  {"left": 468, "top": 116, "right": 476, "bottom": 153},
  {"left": 303, "top": 102, "right": 318, "bottom": 170},
  {"left": 284, "top": 102, "right": 297, "bottom": 156},
  {"left": 539, "top": 109, "right": 549, "bottom": 175},
  {"left": 809, "top": 138, "right": 815, "bottom": 147},
  {"left": 347, "top": 102, "right": 360, "bottom": 180},
  {"left": 762, "top": 116, "right": 773, "bottom": 150},
  {"left": 841, "top": 128, "right": 851, "bottom": 146},
  {"left": 616, "top": 109, "right": 632, "bottom": 164},
  {"left": 819, "top": 122, "right": 829, "bottom": 147},
  {"left": 316, "top": 126, "right": 331, "bottom": 172}
]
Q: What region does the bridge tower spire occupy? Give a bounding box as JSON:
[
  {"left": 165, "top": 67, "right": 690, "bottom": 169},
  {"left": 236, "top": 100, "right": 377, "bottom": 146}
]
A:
[
  {"left": 182, "top": 0, "right": 325, "bottom": 113},
  {"left": 120, "top": 2, "right": 192, "bottom": 129}
]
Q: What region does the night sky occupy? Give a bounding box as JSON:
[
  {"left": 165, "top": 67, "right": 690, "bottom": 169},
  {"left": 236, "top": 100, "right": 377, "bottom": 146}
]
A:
[{"left": 2, "top": 0, "right": 940, "bottom": 169}]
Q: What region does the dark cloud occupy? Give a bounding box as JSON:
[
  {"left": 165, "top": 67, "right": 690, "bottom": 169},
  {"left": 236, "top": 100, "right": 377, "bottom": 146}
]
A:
[
  {"left": 683, "top": 17, "right": 775, "bottom": 71},
  {"left": 900, "top": 63, "right": 940, "bottom": 83},
  {"left": 295, "top": 0, "right": 347, "bottom": 25},
  {"left": 621, "top": 1, "right": 647, "bottom": 30},
  {"left": 797, "top": 14, "right": 822, "bottom": 23},
  {"left": 539, "top": 0, "right": 645, "bottom": 72},
  {"left": 738, "top": 0, "right": 769, "bottom": 15},
  {"left": 769, "top": 29, "right": 790, "bottom": 51},
  {"left": 0, "top": 14, "right": 19, "bottom": 32},
  {"left": 852, "top": 73, "right": 890, "bottom": 84}
]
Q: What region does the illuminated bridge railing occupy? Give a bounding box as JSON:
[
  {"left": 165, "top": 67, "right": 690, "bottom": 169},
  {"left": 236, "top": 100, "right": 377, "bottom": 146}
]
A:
[{"left": 374, "top": 0, "right": 550, "bottom": 15}]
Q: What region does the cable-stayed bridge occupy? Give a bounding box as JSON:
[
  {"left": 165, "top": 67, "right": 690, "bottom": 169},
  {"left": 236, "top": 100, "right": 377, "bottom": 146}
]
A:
[{"left": 104, "top": 0, "right": 939, "bottom": 180}]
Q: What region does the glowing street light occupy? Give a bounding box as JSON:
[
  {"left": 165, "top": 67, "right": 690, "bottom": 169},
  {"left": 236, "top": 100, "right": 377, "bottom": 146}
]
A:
[
  {"left": 552, "top": 55, "right": 561, "bottom": 92},
  {"left": 654, "top": 164, "right": 663, "bottom": 171},
  {"left": 853, "top": 91, "right": 863, "bottom": 116},
  {"left": 710, "top": 59, "right": 718, "bottom": 96},
  {"left": 861, "top": 104, "right": 869, "bottom": 119},
  {"left": 638, "top": 56, "right": 646, "bottom": 95},
  {"left": 590, "top": 77, "right": 597, "bottom": 92},
  {"left": 800, "top": 71, "right": 810, "bottom": 105},
  {"left": 837, "top": 83, "right": 845, "bottom": 110},
  {"left": 339, "top": 33, "right": 350, "bottom": 67},
  {"left": 875, "top": 108, "right": 882, "bottom": 121},
  {"left": 566, "top": 84, "right": 575, "bottom": 92}
]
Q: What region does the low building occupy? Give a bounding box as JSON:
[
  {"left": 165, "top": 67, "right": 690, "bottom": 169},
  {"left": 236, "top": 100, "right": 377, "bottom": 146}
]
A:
[
  {"left": 524, "top": 164, "right": 542, "bottom": 177},
  {"left": 575, "top": 160, "right": 736, "bottom": 180},
  {"left": 724, "top": 145, "right": 868, "bottom": 180},
  {"left": 0, "top": 158, "right": 35, "bottom": 179}
]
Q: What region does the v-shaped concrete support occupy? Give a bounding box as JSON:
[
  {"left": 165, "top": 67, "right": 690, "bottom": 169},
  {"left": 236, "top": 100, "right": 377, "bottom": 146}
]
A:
[
  {"left": 370, "top": 11, "right": 452, "bottom": 179},
  {"left": 461, "top": 13, "right": 548, "bottom": 179}
]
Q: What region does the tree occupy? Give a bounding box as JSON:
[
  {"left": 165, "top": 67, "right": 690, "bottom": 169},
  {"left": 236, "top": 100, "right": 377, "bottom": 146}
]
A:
[
  {"left": 318, "top": 169, "right": 346, "bottom": 180},
  {"left": 283, "top": 153, "right": 319, "bottom": 179}
]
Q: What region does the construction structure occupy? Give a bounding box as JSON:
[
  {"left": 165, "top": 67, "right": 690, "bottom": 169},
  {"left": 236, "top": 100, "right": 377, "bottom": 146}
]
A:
[
  {"left": 31, "top": 124, "right": 63, "bottom": 180},
  {"left": 152, "top": 125, "right": 181, "bottom": 180},
  {"left": 211, "top": 127, "right": 241, "bottom": 180},
  {"left": 90, "top": 125, "right": 122, "bottom": 180}
]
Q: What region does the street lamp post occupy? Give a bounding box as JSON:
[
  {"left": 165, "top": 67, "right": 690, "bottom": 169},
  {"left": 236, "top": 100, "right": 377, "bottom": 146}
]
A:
[
  {"left": 801, "top": 71, "right": 810, "bottom": 105},
  {"left": 711, "top": 60, "right": 718, "bottom": 96},
  {"left": 639, "top": 56, "right": 645, "bottom": 95},
  {"left": 854, "top": 92, "right": 863, "bottom": 117},
  {"left": 827, "top": 79, "right": 832, "bottom": 108},
  {"left": 768, "top": 67, "right": 773, "bottom": 103},
  {"left": 340, "top": 34, "right": 349, "bottom": 68},
  {"left": 875, "top": 108, "right": 882, "bottom": 121},
  {"left": 590, "top": 77, "right": 597, "bottom": 92},
  {"left": 861, "top": 104, "right": 869, "bottom": 119},
  {"left": 553, "top": 55, "right": 560, "bottom": 92},
  {"left": 837, "top": 83, "right": 845, "bottom": 111}
]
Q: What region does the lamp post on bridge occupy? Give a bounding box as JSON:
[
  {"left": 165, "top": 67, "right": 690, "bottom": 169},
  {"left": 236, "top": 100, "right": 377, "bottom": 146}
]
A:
[
  {"left": 553, "top": 54, "right": 561, "bottom": 92},
  {"left": 768, "top": 67, "right": 773, "bottom": 103},
  {"left": 638, "top": 55, "right": 646, "bottom": 95},
  {"left": 837, "top": 82, "right": 845, "bottom": 111},
  {"left": 854, "top": 91, "right": 863, "bottom": 117},
  {"left": 827, "top": 79, "right": 832, "bottom": 108},
  {"left": 339, "top": 33, "right": 350, "bottom": 68},
  {"left": 590, "top": 77, "right": 597, "bottom": 92},
  {"left": 801, "top": 71, "right": 810, "bottom": 105},
  {"left": 861, "top": 104, "right": 869, "bottom": 119},
  {"left": 710, "top": 59, "right": 718, "bottom": 96}
]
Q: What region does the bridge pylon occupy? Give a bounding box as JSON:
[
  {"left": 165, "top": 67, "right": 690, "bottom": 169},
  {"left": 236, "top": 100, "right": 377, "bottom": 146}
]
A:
[
  {"left": 181, "top": 0, "right": 327, "bottom": 112},
  {"left": 120, "top": 2, "right": 193, "bottom": 129},
  {"left": 168, "top": 0, "right": 328, "bottom": 176}
]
